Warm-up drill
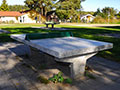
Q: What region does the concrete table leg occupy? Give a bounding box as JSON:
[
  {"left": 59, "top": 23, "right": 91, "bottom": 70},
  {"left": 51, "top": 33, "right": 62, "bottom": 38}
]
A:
[{"left": 56, "top": 53, "right": 97, "bottom": 78}]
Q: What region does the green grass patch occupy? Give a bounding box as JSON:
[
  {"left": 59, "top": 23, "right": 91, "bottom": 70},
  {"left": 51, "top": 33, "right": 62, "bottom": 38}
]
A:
[{"left": 0, "top": 23, "right": 120, "bottom": 62}]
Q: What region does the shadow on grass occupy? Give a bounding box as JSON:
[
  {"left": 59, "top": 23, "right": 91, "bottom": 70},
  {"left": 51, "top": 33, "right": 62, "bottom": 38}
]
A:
[
  {"left": 0, "top": 26, "right": 120, "bottom": 61},
  {"left": 100, "top": 26, "right": 120, "bottom": 29},
  {"left": 1, "top": 27, "right": 51, "bottom": 34},
  {"left": 1, "top": 26, "right": 120, "bottom": 35}
]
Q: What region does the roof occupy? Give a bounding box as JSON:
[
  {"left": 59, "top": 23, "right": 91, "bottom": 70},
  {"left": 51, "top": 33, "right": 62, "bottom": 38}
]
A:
[
  {"left": 0, "top": 11, "right": 22, "bottom": 17},
  {"left": 81, "top": 14, "right": 95, "bottom": 20},
  {"left": 20, "top": 10, "right": 40, "bottom": 14},
  {"left": 81, "top": 14, "right": 95, "bottom": 18}
]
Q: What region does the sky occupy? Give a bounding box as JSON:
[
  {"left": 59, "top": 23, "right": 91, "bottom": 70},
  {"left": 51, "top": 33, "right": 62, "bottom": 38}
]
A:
[
  {"left": 0, "top": 0, "right": 25, "bottom": 5},
  {"left": 81, "top": 0, "right": 120, "bottom": 12},
  {"left": 0, "top": 0, "right": 120, "bottom": 12}
]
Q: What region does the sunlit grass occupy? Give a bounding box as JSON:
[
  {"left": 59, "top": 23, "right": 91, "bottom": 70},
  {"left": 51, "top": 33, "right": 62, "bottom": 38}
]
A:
[{"left": 0, "top": 23, "right": 120, "bottom": 62}]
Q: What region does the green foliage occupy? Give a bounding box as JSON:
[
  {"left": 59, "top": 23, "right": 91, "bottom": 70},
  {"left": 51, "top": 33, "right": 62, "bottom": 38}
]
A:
[
  {"left": 49, "top": 72, "right": 64, "bottom": 83},
  {"left": 93, "top": 8, "right": 101, "bottom": 16},
  {"left": 116, "top": 11, "right": 120, "bottom": 19},
  {"left": 56, "top": 10, "right": 70, "bottom": 20},
  {"left": 0, "top": 20, "right": 15, "bottom": 24},
  {"left": 93, "top": 7, "right": 118, "bottom": 23},
  {"left": 24, "top": 0, "right": 85, "bottom": 22},
  {"left": 81, "top": 11, "right": 94, "bottom": 15},
  {"left": 0, "top": 0, "right": 9, "bottom": 11},
  {"left": 64, "top": 78, "right": 72, "bottom": 84},
  {"left": 102, "top": 7, "right": 117, "bottom": 19},
  {"left": 9, "top": 5, "right": 29, "bottom": 11},
  {"left": 49, "top": 72, "right": 72, "bottom": 84},
  {"left": 55, "top": 0, "right": 85, "bottom": 21},
  {"left": 92, "top": 16, "right": 107, "bottom": 23},
  {"left": 37, "top": 75, "right": 50, "bottom": 84},
  {"left": 9, "top": 20, "right": 15, "bottom": 24},
  {"left": 94, "top": 7, "right": 117, "bottom": 19},
  {"left": 24, "top": 0, "right": 56, "bottom": 16},
  {"left": 92, "top": 16, "right": 120, "bottom": 24},
  {"left": 0, "top": 34, "right": 14, "bottom": 42}
]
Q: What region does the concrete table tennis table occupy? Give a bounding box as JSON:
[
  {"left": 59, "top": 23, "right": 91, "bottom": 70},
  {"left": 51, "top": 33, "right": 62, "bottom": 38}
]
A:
[{"left": 11, "top": 34, "right": 113, "bottom": 78}]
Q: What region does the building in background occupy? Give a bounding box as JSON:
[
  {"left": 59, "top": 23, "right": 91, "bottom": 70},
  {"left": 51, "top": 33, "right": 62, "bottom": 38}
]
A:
[
  {"left": 0, "top": 10, "right": 46, "bottom": 23},
  {"left": 0, "top": 11, "right": 21, "bottom": 23},
  {"left": 81, "top": 14, "right": 95, "bottom": 23}
]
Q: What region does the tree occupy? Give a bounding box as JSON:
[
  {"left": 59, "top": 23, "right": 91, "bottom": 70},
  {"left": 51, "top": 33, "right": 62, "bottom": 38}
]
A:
[
  {"left": 9, "top": 5, "right": 29, "bottom": 11},
  {"left": 55, "top": 0, "right": 85, "bottom": 21},
  {"left": 24, "top": 0, "right": 56, "bottom": 16},
  {"left": 116, "top": 11, "right": 120, "bottom": 19},
  {"left": 93, "top": 8, "right": 101, "bottom": 16},
  {"left": 94, "top": 7, "right": 117, "bottom": 19},
  {"left": 101, "top": 7, "right": 117, "bottom": 19},
  {"left": 81, "top": 11, "right": 94, "bottom": 15},
  {"left": 93, "top": 7, "right": 118, "bottom": 23},
  {"left": 0, "top": 0, "right": 9, "bottom": 11},
  {"left": 24, "top": 0, "right": 85, "bottom": 22}
]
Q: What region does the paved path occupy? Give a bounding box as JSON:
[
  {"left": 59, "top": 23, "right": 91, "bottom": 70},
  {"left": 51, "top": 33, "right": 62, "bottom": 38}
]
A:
[
  {"left": 97, "top": 33, "right": 120, "bottom": 38},
  {"left": 0, "top": 42, "right": 120, "bottom": 90},
  {"left": 60, "top": 23, "right": 120, "bottom": 27},
  {"left": 0, "top": 29, "right": 10, "bottom": 34}
]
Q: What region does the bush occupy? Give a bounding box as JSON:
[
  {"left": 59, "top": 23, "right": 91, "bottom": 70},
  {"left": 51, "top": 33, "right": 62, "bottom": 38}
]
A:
[
  {"left": 109, "top": 19, "right": 120, "bottom": 24},
  {"left": 1, "top": 21, "right": 7, "bottom": 24},
  {"left": 92, "top": 16, "right": 120, "bottom": 24},
  {"left": 92, "top": 16, "right": 107, "bottom": 23},
  {"left": 0, "top": 20, "right": 15, "bottom": 24},
  {"left": 8, "top": 20, "right": 15, "bottom": 24}
]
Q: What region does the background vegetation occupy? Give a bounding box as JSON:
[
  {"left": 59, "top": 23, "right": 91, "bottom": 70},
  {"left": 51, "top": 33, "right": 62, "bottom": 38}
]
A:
[
  {"left": 92, "top": 7, "right": 120, "bottom": 24},
  {"left": 0, "top": 0, "right": 120, "bottom": 23}
]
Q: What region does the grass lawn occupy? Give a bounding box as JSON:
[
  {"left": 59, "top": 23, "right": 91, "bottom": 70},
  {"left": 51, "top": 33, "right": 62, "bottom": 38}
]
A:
[{"left": 0, "top": 23, "right": 120, "bottom": 62}]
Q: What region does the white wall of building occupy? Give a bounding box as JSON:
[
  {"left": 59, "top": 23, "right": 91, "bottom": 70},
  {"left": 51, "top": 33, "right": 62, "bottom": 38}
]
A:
[
  {"left": 89, "top": 17, "right": 94, "bottom": 22},
  {"left": 0, "top": 16, "right": 18, "bottom": 23},
  {"left": 18, "top": 14, "right": 36, "bottom": 23},
  {"left": 0, "top": 13, "right": 38, "bottom": 23},
  {"left": 81, "top": 14, "right": 95, "bottom": 22}
]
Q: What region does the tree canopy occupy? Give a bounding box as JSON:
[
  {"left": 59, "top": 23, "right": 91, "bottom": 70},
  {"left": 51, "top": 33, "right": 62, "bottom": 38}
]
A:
[
  {"left": 93, "top": 8, "right": 101, "bottom": 16},
  {"left": 9, "top": 5, "right": 29, "bottom": 11},
  {"left": 102, "top": 7, "right": 117, "bottom": 19},
  {"left": 55, "top": 0, "right": 85, "bottom": 21},
  {"left": 24, "top": 0, "right": 56, "bottom": 16},
  {"left": 24, "top": 0, "right": 85, "bottom": 22},
  {"left": 94, "top": 7, "right": 117, "bottom": 19},
  {"left": 0, "top": 0, "right": 9, "bottom": 11},
  {"left": 116, "top": 11, "right": 120, "bottom": 19}
]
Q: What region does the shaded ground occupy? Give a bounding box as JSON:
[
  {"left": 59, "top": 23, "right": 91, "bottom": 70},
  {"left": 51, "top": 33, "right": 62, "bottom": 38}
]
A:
[
  {"left": 31, "top": 27, "right": 73, "bottom": 30},
  {"left": 97, "top": 33, "right": 120, "bottom": 38},
  {"left": 0, "top": 29, "right": 10, "bottom": 34},
  {"left": 0, "top": 42, "right": 120, "bottom": 90}
]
